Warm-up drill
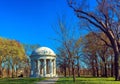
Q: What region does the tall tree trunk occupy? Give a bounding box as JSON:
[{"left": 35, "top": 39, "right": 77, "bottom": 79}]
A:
[
  {"left": 7, "top": 68, "right": 10, "bottom": 78},
  {"left": 77, "top": 58, "right": 80, "bottom": 77},
  {"left": 96, "top": 66, "right": 99, "bottom": 77},
  {"left": 104, "top": 62, "right": 107, "bottom": 77},
  {"left": 0, "top": 65, "right": 3, "bottom": 78},
  {"left": 95, "top": 58, "right": 99, "bottom": 77},
  {"left": 102, "top": 66, "right": 104, "bottom": 77},
  {"left": 15, "top": 64, "right": 18, "bottom": 77},
  {"left": 68, "top": 61, "right": 71, "bottom": 77},
  {"left": 92, "top": 67, "right": 96, "bottom": 76},
  {"left": 16, "top": 68, "right": 17, "bottom": 77},
  {"left": 64, "top": 66, "right": 66, "bottom": 77},
  {"left": 12, "top": 65, "right": 14, "bottom": 78},
  {"left": 112, "top": 39, "right": 120, "bottom": 80},
  {"left": 106, "top": 31, "right": 120, "bottom": 80},
  {"left": 91, "top": 61, "right": 96, "bottom": 77},
  {"left": 114, "top": 51, "right": 120, "bottom": 80},
  {"left": 110, "top": 55, "right": 114, "bottom": 77},
  {"left": 77, "top": 65, "right": 80, "bottom": 77},
  {"left": 100, "top": 64, "right": 103, "bottom": 77},
  {"left": 72, "top": 62, "right": 75, "bottom": 82}
]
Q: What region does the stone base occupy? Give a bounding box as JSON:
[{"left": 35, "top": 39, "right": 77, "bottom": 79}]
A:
[{"left": 30, "top": 74, "right": 57, "bottom": 78}]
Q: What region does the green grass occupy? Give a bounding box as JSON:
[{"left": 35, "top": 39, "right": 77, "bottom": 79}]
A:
[
  {"left": 56, "top": 77, "right": 120, "bottom": 84},
  {"left": 0, "top": 77, "right": 45, "bottom": 84}
]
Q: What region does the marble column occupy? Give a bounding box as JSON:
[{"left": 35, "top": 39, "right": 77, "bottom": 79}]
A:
[
  {"left": 35, "top": 60, "right": 37, "bottom": 76},
  {"left": 39, "top": 60, "right": 41, "bottom": 76},
  {"left": 37, "top": 60, "right": 40, "bottom": 77},
  {"left": 30, "top": 60, "right": 34, "bottom": 76},
  {"left": 50, "top": 59, "right": 53, "bottom": 77},
  {"left": 43, "top": 59, "right": 46, "bottom": 77},
  {"left": 41, "top": 60, "right": 43, "bottom": 76},
  {"left": 54, "top": 59, "right": 56, "bottom": 76},
  {"left": 49, "top": 60, "right": 51, "bottom": 74}
]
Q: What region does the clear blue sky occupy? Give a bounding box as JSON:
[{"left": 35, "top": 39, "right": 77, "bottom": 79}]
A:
[{"left": 0, "top": 0, "right": 79, "bottom": 51}]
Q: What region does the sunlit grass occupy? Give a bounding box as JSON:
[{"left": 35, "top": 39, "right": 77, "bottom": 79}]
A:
[
  {"left": 0, "top": 77, "right": 45, "bottom": 84},
  {"left": 56, "top": 77, "right": 120, "bottom": 84}
]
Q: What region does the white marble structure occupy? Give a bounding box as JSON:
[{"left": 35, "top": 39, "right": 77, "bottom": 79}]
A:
[{"left": 30, "top": 47, "right": 57, "bottom": 77}]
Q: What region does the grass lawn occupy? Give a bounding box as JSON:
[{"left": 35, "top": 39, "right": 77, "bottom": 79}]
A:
[
  {"left": 0, "top": 77, "right": 45, "bottom": 84},
  {"left": 56, "top": 77, "right": 120, "bottom": 84}
]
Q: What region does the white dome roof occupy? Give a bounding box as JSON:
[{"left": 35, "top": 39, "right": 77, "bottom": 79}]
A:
[{"left": 31, "top": 47, "right": 56, "bottom": 56}]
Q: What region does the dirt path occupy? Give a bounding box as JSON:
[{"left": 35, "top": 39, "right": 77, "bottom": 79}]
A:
[{"left": 36, "top": 77, "right": 59, "bottom": 84}]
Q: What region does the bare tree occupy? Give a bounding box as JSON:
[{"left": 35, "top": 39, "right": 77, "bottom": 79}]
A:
[
  {"left": 68, "top": 0, "right": 120, "bottom": 80},
  {"left": 57, "top": 47, "right": 68, "bottom": 77},
  {"left": 53, "top": 15, "right": 82, "bottom": 82},
  {"left": 81, "top": 32, "right": 114, "bottom": 77}
]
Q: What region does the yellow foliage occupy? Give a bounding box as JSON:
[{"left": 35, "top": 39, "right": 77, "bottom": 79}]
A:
[{"left": 0, "top": 37, "right": 26, "bottom": 64}]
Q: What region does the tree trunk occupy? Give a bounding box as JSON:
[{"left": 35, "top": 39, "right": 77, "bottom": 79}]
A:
[
  {"left": 95, "top": 58, "right": 99, "bottom": 77},
  {"left": 96, "top": 66, "right": 99, "bottom": 77},
  {"left": 77, "top": 58, "right": 80, "bottom": 77},
  {"left": 104, "top": 63, "right": 107, "bottom": 77},
  {"left": 91, "top": 61, "right": 96, "bottom": 77},
  {"left": 0, "top": 66, "right": 3, "bottom": 78},
  {"left": 16, "top": 68, "right": 17, "bottom": 77},
  {"left": 77, "top": 65, "right": 80, "bottom": 77},
  {"left": 72, "top": 62, "right": 75, "bottom": 82},
  {"left": 7, "top": 68, "right": 10, "bottom": 78},
  {"left": 110, "top": 55, "right": 114, "bottom": 77},
  {"left": 12, "top": 65, "right": 14, "bottom": 78},
  {"left": 111, "top": 39, "right": 120, "bottom": 80},
  {"left": 114, "top": 52, "right": 120, "bottom": 80},
  {"left": 100, "top": 64, "right": 104, "bottom": 77},
  {"left": 64, "top": 66, "right": 66, "bottom": 77},
  {"left": 92, "top": 67, "right": 96, "bottom": 77},
  {"left": 68, "top": 63, "right": 71, "bottom": 77},
  {"left": 106, "top": 32, "right": 120, "bottom": 80}
]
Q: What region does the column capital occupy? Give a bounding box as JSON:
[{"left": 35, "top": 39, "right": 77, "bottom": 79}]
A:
[{"left": 50, "top": 59, "right": 52, "bottom": 61}]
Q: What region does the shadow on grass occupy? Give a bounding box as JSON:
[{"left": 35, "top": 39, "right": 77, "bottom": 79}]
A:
[
  {"left": 56, "top": 77, "right": 119, "bottom": 84},
  {"left": 0, "top": 78, "right": 45, "bottom": 84}
]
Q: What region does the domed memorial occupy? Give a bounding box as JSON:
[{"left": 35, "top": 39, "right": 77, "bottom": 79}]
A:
[
  {"left": 30, "top": 47, "right": 57, "bottom": 77},
  {"left": 32, "top": 47, "right": 56, "bottom": 56}
]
